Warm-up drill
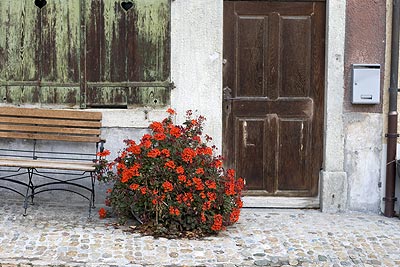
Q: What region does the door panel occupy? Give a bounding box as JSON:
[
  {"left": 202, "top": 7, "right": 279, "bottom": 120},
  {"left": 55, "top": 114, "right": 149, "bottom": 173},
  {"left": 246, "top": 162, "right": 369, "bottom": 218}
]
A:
[
  {"left": 237, "top": 16, "right": 266, "bottom": 97},
  {"left": 236, "top": 118, "right": 266, "bottom": 190},
  {"left": 223, "top": 1, "right": 325, "bottom": 197},
  {"left": 280, "top": 16, "right": 311, "bottom": 97}
]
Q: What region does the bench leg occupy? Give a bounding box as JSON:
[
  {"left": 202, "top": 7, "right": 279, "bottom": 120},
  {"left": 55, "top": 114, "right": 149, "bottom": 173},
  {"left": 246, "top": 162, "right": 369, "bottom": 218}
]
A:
[
  {"left": 87, "top": 173, "right": 96, "bottom": 219},
  {"left": 23, "top": 168, "right": 35, "bottom": 216},
  {"left": 91, "top": 173, "right": 95, "bottom": 209}
]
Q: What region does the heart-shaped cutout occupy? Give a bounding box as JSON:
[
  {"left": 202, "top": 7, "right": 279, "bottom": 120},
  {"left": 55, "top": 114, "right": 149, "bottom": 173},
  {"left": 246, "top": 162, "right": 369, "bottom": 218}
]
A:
[
  {"left": 34, "top": 0, "right": 47, "bottom": 9},
  {"left": 121, "top": 1, "right": 133, "bottom": 11}
]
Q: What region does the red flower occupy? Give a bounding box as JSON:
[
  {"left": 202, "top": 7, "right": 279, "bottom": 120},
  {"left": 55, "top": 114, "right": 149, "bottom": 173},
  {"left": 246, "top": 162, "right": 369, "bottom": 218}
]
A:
[
  {"left": 147, "top": 149, "right": 161, "bottom": 158},
  {"left": 230, "top": 208, "right": 241, "bottom": 223},
  {"left": 150, "top": 121, "right": 164, "bottom": 133},
  {"left": 196, "top": 168, "right": 204, "bottom": 175},
  {"left": 154, "top": 133, "right": 166, "bottom": 141},
  {"left": 141, "top": 134, "right": 152, "bottom": 141},
  {"left": 193, "top": 177, "right": 204, "bottom": 191},
  {"left": 201, "top": 213, "right": 207, "bottom": 223},
  {"left": 167, "top": 108, "right": 176, "bottom": 115},
  {"left": 186, "top": 179, "right": 193, "bottom": 187},
  {"left": 196, "top": 146, "right": 213, "bottom": 156},
  {"left": 193, "top": 136, "right": 201, "bottom": 142},
  {"left": 202, "top": 201, "right": 211, "bottom": 211},
  {"left": 141, "top": 139, "right": 152, "bottom": 148},
  {"left": 141, "top": 134, "right": 152, "bottom": 148},
  {"left": 176, "top": 166, "right": 185, "bottom": 174},
  {"left": 169, "top": 206, "right": 180, "bottom": 216},
  {"left": 97, "top": 149, "right": 110, "bottom": 157},
  {"left": 164, "top": 160, "right": 176, "bottom": 170},
  {"left": 236, "top": 178, "right": 245, "bottom": 191},
  {"left": 207, "top": 192, "right": 216, "bottom": 201},
  {"left": 130, "top": 183, "right": 140, "bottom": 190},
  {"left": 170, "top": 126, "right": 181, "bottom": 138},
  {"left": 211, "top": 214, "right": 223, "bottom": 231},
  {"left": 225, "top": 181, "right": 236, "bottom": 195},
  {"left": 227, "top": 169, "right": 235, "bottom": 177},
  {"left": 162, "top": 181, "right": 174, "bottom": 192},
  {"left": 161, "top": 149, "right": 170, "bottom": 157},
  {"left": 127, "top": 144, "right": 141, "bottom": 155},
  {"left": 236, "top": 197, "right": 243, "bottom": 208},
  {"left": 98, "top": 208, "right": 107, "bottom": 219},
  {"left": 140, "top": 187, "right": 147, "bottom": 195},
  {"left": 181, "top": 148, "right": 196, "bottom": 163},
  {"left": 178, "top": 175, "right": 187, "bottom": 183},
  {"left": 121, "top": 163, "right": 140, "bottom": 183},
  {"left": 213, "top": 160, "right": 222, "bottom": 168},
  {"left": 205, "top": 180, "right": 216, "bottom": 189}
]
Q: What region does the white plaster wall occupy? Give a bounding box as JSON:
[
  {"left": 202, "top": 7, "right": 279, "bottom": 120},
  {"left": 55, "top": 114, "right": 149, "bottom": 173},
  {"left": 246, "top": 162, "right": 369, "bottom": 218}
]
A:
[
  {"left": 344, "top": 113, "right": 383, "bottom": 212},
  {"left": 170, "top": 0, "right": 223, "bottom": 149}
]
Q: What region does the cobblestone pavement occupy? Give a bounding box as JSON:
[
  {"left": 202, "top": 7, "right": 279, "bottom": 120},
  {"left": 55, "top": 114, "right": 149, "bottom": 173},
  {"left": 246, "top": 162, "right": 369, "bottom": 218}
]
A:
[{"left": 1, "top": 199, "right": 400, "bottom": 267}]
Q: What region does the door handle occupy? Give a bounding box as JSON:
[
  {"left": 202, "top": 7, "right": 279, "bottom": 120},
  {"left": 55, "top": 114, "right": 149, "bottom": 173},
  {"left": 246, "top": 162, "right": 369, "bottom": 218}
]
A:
[{"left": 223, "top": 86, "right": 234, "bottom": 100}]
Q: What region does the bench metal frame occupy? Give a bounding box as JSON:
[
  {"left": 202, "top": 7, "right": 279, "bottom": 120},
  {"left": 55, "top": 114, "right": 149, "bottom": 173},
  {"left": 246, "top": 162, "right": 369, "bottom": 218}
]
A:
[{"left": 0, "top": 107, "right": 105, "bottom": 217}]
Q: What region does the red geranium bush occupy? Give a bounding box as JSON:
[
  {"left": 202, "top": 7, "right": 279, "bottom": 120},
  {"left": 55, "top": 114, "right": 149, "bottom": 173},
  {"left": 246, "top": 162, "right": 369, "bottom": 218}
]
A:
[{"left": 95, "top": 109, "right": 244, "bottom": 237}]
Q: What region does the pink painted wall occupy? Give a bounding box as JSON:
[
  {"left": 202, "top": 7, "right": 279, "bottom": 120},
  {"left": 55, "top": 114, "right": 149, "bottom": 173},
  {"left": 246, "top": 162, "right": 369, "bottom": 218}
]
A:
[{"left": 343, "top": 0, "right": 386, "bottom": 113}]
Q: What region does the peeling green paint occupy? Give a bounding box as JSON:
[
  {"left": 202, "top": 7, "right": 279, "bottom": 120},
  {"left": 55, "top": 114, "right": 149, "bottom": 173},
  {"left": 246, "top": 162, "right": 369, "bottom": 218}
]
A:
[
  {"left": 0, "top": 0, "right": 39, "bottom": 82},
  {"left": 134, "top": 0, "right": 170, "bottom": 81},
  {"left": 41, "top": 0, "right": 81, "bottom": 83},
  {"left": 40, "top": 87, "right": 79, "bottom": 105}
]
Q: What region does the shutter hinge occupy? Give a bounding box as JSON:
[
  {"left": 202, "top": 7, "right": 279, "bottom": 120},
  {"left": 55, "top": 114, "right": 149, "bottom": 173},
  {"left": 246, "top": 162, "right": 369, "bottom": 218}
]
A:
[{"left": 168, "top": 81, "right": 176, "bottom": 90}]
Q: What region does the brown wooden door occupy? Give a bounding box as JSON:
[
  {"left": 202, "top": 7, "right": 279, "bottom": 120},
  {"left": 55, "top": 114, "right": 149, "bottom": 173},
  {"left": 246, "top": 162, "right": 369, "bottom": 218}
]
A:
[{"left": 223, "top": 1, "right": 325, "bottom": 197}]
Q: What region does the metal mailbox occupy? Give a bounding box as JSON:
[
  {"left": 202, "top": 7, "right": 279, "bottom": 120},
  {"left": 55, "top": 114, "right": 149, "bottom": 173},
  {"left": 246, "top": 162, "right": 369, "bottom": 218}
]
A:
[{"left": 352, "top": 64, "right": 381, "bottom": 104}]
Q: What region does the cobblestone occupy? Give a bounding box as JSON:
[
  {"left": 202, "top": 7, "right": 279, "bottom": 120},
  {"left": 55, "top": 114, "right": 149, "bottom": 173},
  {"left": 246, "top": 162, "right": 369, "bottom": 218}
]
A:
[{"left": 0, "top": 199, "right": 400, "bottom": 266}]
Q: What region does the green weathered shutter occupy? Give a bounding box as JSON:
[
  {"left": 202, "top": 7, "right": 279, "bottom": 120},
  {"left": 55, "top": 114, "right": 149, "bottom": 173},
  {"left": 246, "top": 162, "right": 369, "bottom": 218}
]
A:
[
  {"left": 0, "top": 0, "right": 170, "bottom": 108},
  {"left": 84, "top": 0, "right": 171, "bottom": 107}
]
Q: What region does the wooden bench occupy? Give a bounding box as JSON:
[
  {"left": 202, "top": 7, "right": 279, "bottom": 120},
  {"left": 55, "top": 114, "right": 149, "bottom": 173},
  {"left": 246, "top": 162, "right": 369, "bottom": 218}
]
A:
[{"left": 0, "top": 107, "right": 105, "bottom": 216}]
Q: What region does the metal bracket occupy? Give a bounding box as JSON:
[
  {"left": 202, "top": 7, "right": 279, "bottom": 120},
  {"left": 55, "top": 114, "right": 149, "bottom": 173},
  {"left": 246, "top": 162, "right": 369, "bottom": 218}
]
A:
[
  {"left": 168, "top": 81, "right": 176, "bottom": 90},
  {"left": 383, "top": 197, "right": 398, "bottom": 202},
  {"left": 385, "top": 133, "right": 399, "bottom": 138}
]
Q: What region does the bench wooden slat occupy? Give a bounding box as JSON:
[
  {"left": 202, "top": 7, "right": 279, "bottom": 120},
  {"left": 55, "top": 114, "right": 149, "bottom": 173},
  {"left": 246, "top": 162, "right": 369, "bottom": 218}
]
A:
[
  {"left": 0, "top": 132, "right": 101, "bottom": 143},
  {"left": 0, "top": 158, "right": 95, "bottom": 171},
  {"left": 0, "top": 107, "right": 102, "bottom": 121},
  {"left": 0, "top": 125, "right": 101, "bottom": 136},
  {"left": 0, "top": 117, "right": 101, "bottom": 128}
]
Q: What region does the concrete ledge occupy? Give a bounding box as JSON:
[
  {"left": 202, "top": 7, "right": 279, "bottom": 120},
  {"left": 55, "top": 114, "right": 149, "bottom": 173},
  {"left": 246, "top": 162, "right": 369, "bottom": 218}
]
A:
[{"left": 243, "top": 196, "right": 320, "bottom": 209}]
